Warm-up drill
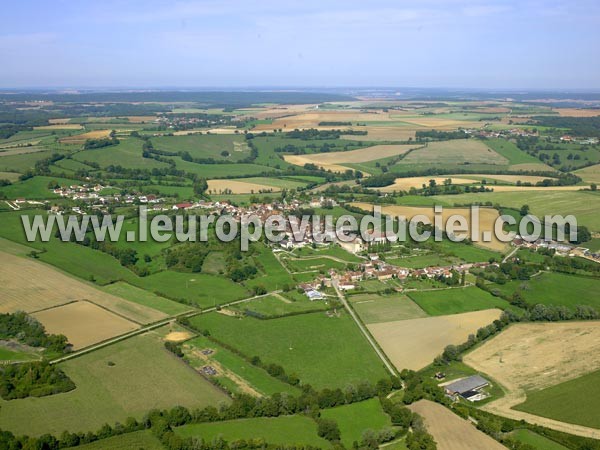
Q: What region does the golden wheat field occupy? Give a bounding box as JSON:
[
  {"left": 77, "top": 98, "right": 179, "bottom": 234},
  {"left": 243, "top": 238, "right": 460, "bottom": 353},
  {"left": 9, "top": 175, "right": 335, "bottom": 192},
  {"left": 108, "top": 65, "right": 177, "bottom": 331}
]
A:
[
  {"left": 33, "top": 124, "right": 83, "bottom": 130},
  {"left": 464, "top": 322, "right": 600, "bottom": 437},
  {"left": 575, "top": 164, "right": 600, "bottom": 184},
  {"left": 488, "top": 185, "right": 588, "bottom": 192},
  {"left": 464, "top": 174, "right": 557, "bottom": 184},
  {"left": 367, "top": 309, "right": 502, "bottom": 371},
  {"left": 59, "top": 129, "right": 112, "bottom": 144},
  {"left": 32, "top": 301, "right": 139, "bottom": 350},
  {"left": 409, "top": 400, "right": 508, "bottom": 450},
  {"left": 207, "top": 179, "right": 280, "bottom": 194},
  {"left": 350, "top": 202, "right": 508, "bottom": 252},
  {"left": 0, "top": 251, "right": 167, "bottom": 324},
  {"left": 556, "top": 108, "right": 600, "bottom": 117},
  {"left": 283, "top": 144, "right": 419, "bottom": 173},
  {"left": 379, "top": 176, "right": 480, "bottom": 192},
  {"left": 400, "top": 139, "right": 508, "bottom": 165}
]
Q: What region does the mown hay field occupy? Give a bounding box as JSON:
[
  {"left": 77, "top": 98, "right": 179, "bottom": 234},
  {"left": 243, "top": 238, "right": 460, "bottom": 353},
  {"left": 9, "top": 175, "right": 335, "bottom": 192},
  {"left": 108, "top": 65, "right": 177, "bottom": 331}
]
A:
[
  {"left": 0, "top": 171, "right": 21, "bottom": 182},
  {"left": 59, "top": 129, "right": 111, "bottom": 144},
  {"left": 460, "top": 174, "right": 557, "bottom": 184},
  {"left": 368, "top": 309, "right": 502, "bottom": 371},
  {"left": 0, "top": 251, "right": 167, "bottom": 324},
  {"left": 398, "top": 139, "right": 508, "bottom": 166},
  {"left": 284, "top": 144, "right": 419, "bottom": 173},
  {"left": 575, "top": 163, "right": 600, "bottom": 184},
  {"left": 464, "top": 322, "right": 600, "bottom": 436},
  {"left": 434, "top": 190, "right": 600, "bottom": 232},
  {"left": 379, "top": 176, "right": 480, "bottom": 192},
  {"left": 101, "top": 282, "right": 192, "bottom": 316},
  {"left": 464, "top": 322, "right": 600, "bottom": 394},
  {"left": 488, "top": 185, "right": 587, "bottom": 192},
  {"left": 350, "top": 202, "right": 508, "bottom": 252},
  {"left": 207, "top": 179, "right": 280, "bottom": 194},
  {"left": 556, "top": 108, "right": 600, "bottom": 117},
  {"left": 0, "top": 331, "right": 229, "bottom": 436},
  {"left": 31, "top": 301, "right": 139, "bottom": 349},
  {"left": 253, "top": 111, "right": 396, "bottom": 130},
  {"left": 408, "top": 400, "right": 508, "bottom": 450},
  {"left": 33, "top": 124, "right": 84, "bottom": 130},
  {"left": 349, "top": 293, "right": 427, "bottom": 324}
]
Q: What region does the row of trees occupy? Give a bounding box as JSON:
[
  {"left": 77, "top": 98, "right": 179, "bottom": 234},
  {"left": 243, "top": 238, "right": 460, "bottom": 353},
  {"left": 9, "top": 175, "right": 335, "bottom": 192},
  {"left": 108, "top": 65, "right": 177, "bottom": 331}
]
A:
[{"left": 0, "top": 311, "right": 70, "bottom": 354}]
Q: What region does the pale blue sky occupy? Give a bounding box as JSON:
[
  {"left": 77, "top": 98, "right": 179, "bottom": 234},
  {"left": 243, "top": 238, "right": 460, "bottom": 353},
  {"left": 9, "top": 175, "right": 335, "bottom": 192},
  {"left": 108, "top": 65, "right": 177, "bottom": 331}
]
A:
[{"left": 1, "top": 0, "right": 599, "bottom": 89}]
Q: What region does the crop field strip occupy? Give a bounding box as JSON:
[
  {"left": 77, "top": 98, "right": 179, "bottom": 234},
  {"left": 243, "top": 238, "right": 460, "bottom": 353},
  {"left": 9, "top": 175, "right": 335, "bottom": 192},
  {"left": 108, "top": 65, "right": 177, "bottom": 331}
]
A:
[
  {"left": 0, "top": 251, "right": 168, "bottom": 324},
  {"left": 464, "top": 322, "right": 600, "bottom": 437},
  {"left": 367, "top": 309, "right": 503, "bottom": 371},
  {"left": 408, "top": 400, "right": 508, "bottom": 450},
  {"left": 350, "top": 202, "right": 508, "bottom": 252}
]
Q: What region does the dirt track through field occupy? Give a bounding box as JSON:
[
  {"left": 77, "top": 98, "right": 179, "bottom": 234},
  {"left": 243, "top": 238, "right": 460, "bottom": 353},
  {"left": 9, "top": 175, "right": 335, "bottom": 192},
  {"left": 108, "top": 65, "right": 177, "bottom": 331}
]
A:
[
  {"left": 464, "top": 322, "right": 600, "bottom": 438},
  {"left": 409, "top": 400, "right": 507, "bottom": 450}
]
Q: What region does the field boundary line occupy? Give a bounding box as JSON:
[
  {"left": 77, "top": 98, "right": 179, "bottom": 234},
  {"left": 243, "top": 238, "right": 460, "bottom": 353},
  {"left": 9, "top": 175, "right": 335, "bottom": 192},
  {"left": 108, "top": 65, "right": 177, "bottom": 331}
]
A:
[
  {"left": 332, "top": 277, "right": 397, "bottom": 376},
  {"left": 49, "top": 290, "right": 281, "bottom": 365},
  {"left": 29, "top": 300, "right": 79, "bottom": 314}
]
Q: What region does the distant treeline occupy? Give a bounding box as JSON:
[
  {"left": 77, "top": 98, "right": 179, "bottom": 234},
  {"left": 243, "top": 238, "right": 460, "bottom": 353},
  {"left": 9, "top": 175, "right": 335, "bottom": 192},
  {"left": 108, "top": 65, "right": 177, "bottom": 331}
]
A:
[
  {"left": 533, "top": 115, "right": 600, "bottom": 137},
  {"left": 0, "top": 124, "right": 33, "bottom": 139},
  {"left": 83, "top": 136, "right": 119, "bottom": 150},
  {"left": 0, "top": 91, "right": 355, "bottom": 107},
  {"left": 285, "top": 128, "right": 367, "bottom": 140},
  {"left": 415, "top": 129, "right": 469, "bottom": 141},
  {"left": 317, "top": 121, "right": 352, "bottom": 126}
]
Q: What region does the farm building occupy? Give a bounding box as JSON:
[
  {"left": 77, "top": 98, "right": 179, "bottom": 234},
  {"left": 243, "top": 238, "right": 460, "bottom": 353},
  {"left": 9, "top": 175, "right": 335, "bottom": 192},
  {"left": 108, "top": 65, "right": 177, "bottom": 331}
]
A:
[
  {"left": 305, "top": 289, "right": 324, "bottom": 301},
  {"left": 444, "top": 375, "right": 489, "bottom": 402}
]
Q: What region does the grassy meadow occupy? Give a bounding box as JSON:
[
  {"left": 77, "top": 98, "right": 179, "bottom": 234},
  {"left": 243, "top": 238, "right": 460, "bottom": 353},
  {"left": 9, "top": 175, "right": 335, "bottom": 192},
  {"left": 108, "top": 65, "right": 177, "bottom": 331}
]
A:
[
  {"left": 320, "top": 398, "right": 392, "bottom": 447},
  {"left": 514, "top": 369, "right": 600, "bottom": 429},
  {"left": 175, "top": 416, "right": 330, "bottom": 447},
  {"left": 0, "top": 332, "right": 229, "bottom": 436},
  {"left": 187, "top": 311, "right": 389, "bottom": 389},
  {"left": 407, "top": 287, "right": 510, "bottom": 316}
]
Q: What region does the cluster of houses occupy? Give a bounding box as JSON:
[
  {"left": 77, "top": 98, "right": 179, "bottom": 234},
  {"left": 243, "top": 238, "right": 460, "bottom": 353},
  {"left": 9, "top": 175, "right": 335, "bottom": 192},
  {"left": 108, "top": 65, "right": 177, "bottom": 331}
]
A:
[
  {"left": 294, "top": 251, "right": 497, "bottom": 296},
  {"left": 560, "top": 135, "right": 599, "bottom": 145},
  {"left": 334, "top": 256, "right": 495, "bottom": 291},
  {"left": 464, "top": 127, "right": 538, "bottom": 139},
  {"left": 512, "top": 235, "right": 600, "bottom": 263},
  {"left": 53, "top": 183, "right": 170, "bottom": 206}
]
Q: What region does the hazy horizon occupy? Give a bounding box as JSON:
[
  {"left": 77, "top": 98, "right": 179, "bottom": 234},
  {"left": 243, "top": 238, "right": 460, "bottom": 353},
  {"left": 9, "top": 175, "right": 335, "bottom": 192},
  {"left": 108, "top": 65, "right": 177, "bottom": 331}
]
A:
[{"left": 2, "top": 0, "right": 600, "bottom": 89}]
